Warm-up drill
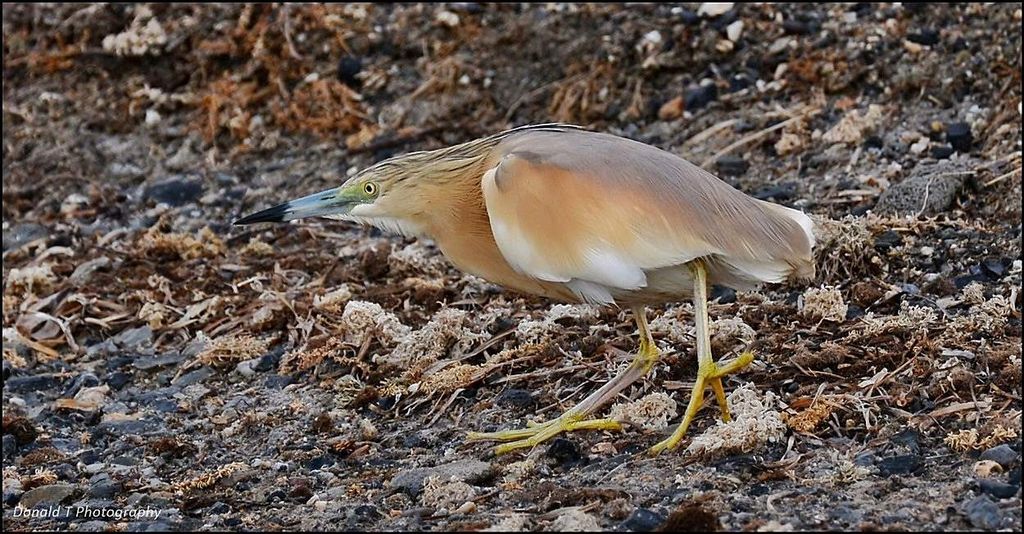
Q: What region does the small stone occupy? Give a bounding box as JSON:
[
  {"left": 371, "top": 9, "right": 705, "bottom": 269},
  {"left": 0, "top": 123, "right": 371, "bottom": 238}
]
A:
[
  {"left": 684, "top": 83, "right": 717, "bottom": 111},
  {"left": 980, "top": 444, "right": 1019, "bottom": 469},
  {"left": 87, "top": 480, "right": 120, "bottom": 499},
  {"left": 494, "top": 389, "right": 535, "bottom": 409},
  {"left": 697, "top": 3, "right": 734, "bottom": 18},
  {"left": 337, "top": 56, "right": 362, "bottom": 87},
  {"left": 5, "top": 374, "right": 60, "bottom": 393},
  {"left": 3, "top": 434, "right": 18, "bottom": 460},
  {"left": 752, "top": 182, "right": 797, "bottom": 201},
  {"left": 107, "top": 372, "right": 132, "bottom": 391},
  {"left": 980, "top": 258, "right": 1007, "bottom": 278},
  {"left": 389, "top": 459, "right": 492, "bottom": 496},
  {"left": 545, "top": 438, "right": 584, "bottom": 468},
  {"left": 725, "top": 20, "right": 743, "bottom": 41},
  {"left": 710, "top": 285, "right": 736, "bottom": 304},
  {"left": 715, "top": 155, "right": 749, "bottom": 176},
  {"left": 963, "top": 496, "right": 1001, "bottom": 529},
  {"left": 782, "top": 19, "right": 810, "bottom": 35},
  {"left": 876, "top": 454, "right": 923, "bottom": 476},
  {"left": 978, "top": 478, "right": 1019, "bottom": 499},
  {"left": 930, "top": 145, "right": 954, "bottom": 159},
  {"left": 144, "top": 176, "right": 204, "bottom": 207},
  {"left": 20, "top": 484, "right": 76, "bottom": 508},
  {"left": 209, "top": 501, "right": 230, "bottom": 514},
  {"left": 255, "top": 348, "right": 283, "bottom": 372},
  {"left": 945, "top": 122, "right": 973, "bottom": 152},
  {"left": 907, "top": 29, "right": 940, "bottom": 46},
  {"left": 62, "top": 372, "right": 101, "bottom": 398},
  {"left": 619, "top": 508, "right": 666, "bottom": 532}
]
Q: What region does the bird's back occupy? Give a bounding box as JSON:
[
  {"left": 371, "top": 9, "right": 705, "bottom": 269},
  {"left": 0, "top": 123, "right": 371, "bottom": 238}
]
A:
[{"left": 477, "top": 126, "right": 814, "bottom": 304}]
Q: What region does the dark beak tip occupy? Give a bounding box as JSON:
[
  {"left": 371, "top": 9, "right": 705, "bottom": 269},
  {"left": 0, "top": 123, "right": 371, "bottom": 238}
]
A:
[{"left": 233, "top": 204, "right": 289, "bottom": 225}]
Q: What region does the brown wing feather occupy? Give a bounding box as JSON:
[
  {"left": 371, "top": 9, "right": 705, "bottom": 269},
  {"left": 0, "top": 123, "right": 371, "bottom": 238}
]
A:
[{"left": 485, "top": 128, "right": 814, "bottom": 288}]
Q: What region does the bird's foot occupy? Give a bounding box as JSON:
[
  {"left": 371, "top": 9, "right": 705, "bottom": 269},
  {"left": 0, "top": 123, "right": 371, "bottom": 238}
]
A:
[
  {"left": 467, "top": 412, "right": 623, "bottom": 455},
  {"left": 649, "top": 350, "right": 755, "bottom": 455}
]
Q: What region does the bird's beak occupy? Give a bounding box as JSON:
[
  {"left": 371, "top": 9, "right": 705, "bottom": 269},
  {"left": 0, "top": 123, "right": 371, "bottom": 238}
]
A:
[{"left": 233, "top": 187, "right": 355, "bottom": 225}]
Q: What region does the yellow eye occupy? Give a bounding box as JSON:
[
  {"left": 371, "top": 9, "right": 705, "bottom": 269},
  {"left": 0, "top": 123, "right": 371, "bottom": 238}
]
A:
[{"left": 363, "top": 182, "right": 378, "bottom": 196}]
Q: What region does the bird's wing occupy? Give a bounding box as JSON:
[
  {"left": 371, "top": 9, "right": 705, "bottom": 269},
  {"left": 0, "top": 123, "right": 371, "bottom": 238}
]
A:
[{"left": 480, "top": 129, "right": 814, "bottom": 302}]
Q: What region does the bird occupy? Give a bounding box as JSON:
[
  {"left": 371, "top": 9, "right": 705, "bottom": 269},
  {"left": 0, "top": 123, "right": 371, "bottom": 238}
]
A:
[{"left": 235, "top": 123, "right": 815, "bottom": 455}]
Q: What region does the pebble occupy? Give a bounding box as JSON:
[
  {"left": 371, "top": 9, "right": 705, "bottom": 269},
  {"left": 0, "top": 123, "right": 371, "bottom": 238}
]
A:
[
  {"left": 133, "top": 353, "right": 186, "bottom": 370},
  {"left": 876, "top": 454, "right": 923, "bottom": 476},
  {"left": 107, "top": 372, "right": 132, "bottom": 390},
  {"left": 545, "top": 438, "right": 585, "bottom": 468},
  {"left": 494, "top": 389, "right": 536, "bottom": 409},
  {"left": 930, "top": 145, "right": 954, "bottom": 159},
  {"left": 710, "top": 285, "right": 737, "bottom": 304},
  {"left": 963, "top": 496, "right": 1001, "bottom": 529},
  {"left": 388, "top": 459, "right": 492, "bottom": 496},
  {"left": 337, "top": 56, "right": 362, "bottom": 87},
  {"left": 715, "top": 155, "right": 749, "bottom": 176},
  {"left": 2, "top": 223, "right": 49, "bottom": 251},
  {"left": 62, "top": 372, "right": 101, "bottom": 398},
  {"left": 3, "top": 434, "right": 18, "bottom": 460},
  {"left": 87, "top": 480, "right": 120, "bottom": 499},
  {"left": 873, "top": 230, "right": 903, "bottom": 251},
  {"left": 684, "top": 83, "right": 717, "bottom": 111},
  {"left": 144, "top": 176, "right": 204, "bottom": 207},
  {"left": 945, "top": 122, "right": 973, "bottom": 152},
  {"left": 618, "top": 508, "right": 666, "bottom": 532},
  {"left": 978, "top": 478, "right": 1019, "bottom": 499},
  {"left": 20, "top": 484, "right": 76, "bottom": 508},
  {"left": 980, "top": 444, "right": 1019, "bottom": 469},
  {"left": 782, "top": 19, "right": 810, "bottom": 35},
  {"left": 255, "top": 348, "right": 284, "bottom": 372},
  {"left": 752, "top": 182, "right": 797, "bottom": 201},
  {"left": 172, "top": 366, "right": 214, "bottom": 387},
  {"left": 906, "top": 29, "right": 940, "bottom": 46},
  {"left": 5, "top": 374, "right": 60, "bottom": 393}
]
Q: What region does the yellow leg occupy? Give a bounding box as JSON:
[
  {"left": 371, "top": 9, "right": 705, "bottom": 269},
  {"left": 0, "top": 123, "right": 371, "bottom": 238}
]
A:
[
  {"left": 467, "top": 306, "right": 661, "bottom": 455},
  {"left": 650, "top": 261, "right": 754, "bottom": 455}
]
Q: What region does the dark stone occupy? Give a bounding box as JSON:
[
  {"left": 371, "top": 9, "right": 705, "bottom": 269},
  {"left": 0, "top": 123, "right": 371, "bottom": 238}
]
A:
[
  {"left": 684, "top": 83, "right": 717, "bottom": 111},
  {"left": 728, "top": 74, "right": 751, "bottom": 93},
  {"left": 133, "top": 353, "right": 186, "bottom": 370},
  {"left": 715, "top": 155, "right": 749, "bottom": 176},
  {"left": 264, "top": 374, "right": 294, "bottom": 389},
  {"left": 266, "top": 489, "right": 287, "bottom": 502},
  {"left": 873, "top": 230, "right": 903, "bottom": 251},
  {"left": 546, "top": 438, "right": 585, "bottom": 468},
  {"left": 978, "top": 478, "right": 1019, "bottom": 499},
  {"left": 678, "top": 9, "right": 700, "bottom": 25},
  {"left": 752, "top": 182, "right": 797, "bottom": 201},
  {"left": 930, "top": 145, "right": 954, "bottom": 159},
  {"left": 906, "top": 29, "right": 940, "bottom": 46},
  {"left": 209, "top": 501, "right": 230, "bottom": 514},
  {"left": 980, "top": 444, "right": 1019, "bottom": 469},
  {"left": 782, "top": 19, "right": 810, "bottom": 34},
  {"left": 107, "top": 372, "right": 132, "bottom": 391},
  {"left": 172, "top": 366, "right": 214, "bottom": 387},
  {"left": 305, "top": 455, "right": 335, "bottom": 470},
  {"left": 711, "top": 285, "right": 736, "bottom": 304},
  {"left": 618, "top": 508, "right": 666, "bottom": 532},
  {"left": 4, "top": 490, "right": 21, "bottom": 507},
  {"left": 62, "top": 373, "right": 101, "bottom": 398},
  {"left": 255, "top": 347, "right": 284, "bottom": 372},
  {"left": 494, "top": 389, "right": 535, "bottom": 409},
  {"left": 963, "top": 496, "right": 1001, "bottom": 529},
  {"left": 5, "top": 374, "right": 60, "bottom": 393},
  {"left": 224, "top": 517, "right": 243, "bottom": 527},
  {"left": 889, "top": 428, "right": 921, "bottom": 453},
  {"left": 144, "top": 176, "right": 204, "bottom": 206},
  {"left": 87, "top": 480, "right": 120, "bottom": 499},
  {"left": 981, "top": 258, "right": 1007, "bottom": 278},
  {"left": 337, "top": 56, "right": 362, "bottom": 87},
  {"left": 3, "top": 434, "right": 18, "bottom": 460},
  {"left": 876, "top": 454, "right": 923, "bottom": 476},
  {"left": 945, "top": 122, "right": 973, "bottom": 152},
  {"left": 863, "top": 135, "right": 884, "bottom": 149},
  {"left": 1007, "top": 466, "right": 1021, "bottom": 486},
  {"left": 2, "top": 223, "right": 49, "bottom": 251},
  {"left": 488, "top": 316, "right": 517, "bottom": 334},
  {"left": 389, "top": 459, "right": 492, "bottom": 496},
  {"left": 846, "top": 304, "right": 865, "bottom": 320}
]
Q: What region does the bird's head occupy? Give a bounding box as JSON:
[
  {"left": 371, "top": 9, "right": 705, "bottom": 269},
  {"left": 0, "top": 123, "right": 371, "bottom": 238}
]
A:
[{"left": 233, "top": 158, "right": 433, "bottom": 236}]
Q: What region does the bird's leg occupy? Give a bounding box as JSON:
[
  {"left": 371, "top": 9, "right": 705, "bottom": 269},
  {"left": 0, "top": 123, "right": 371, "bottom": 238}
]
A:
[
  {"left": 650, "top": 261, "right": 754, "bottom": 455},
  {"left": 467, "top": 306, "right": 661, "bottom": 455}
]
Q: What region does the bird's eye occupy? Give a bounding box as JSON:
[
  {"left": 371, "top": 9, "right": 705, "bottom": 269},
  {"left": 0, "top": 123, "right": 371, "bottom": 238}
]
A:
[{"left": 363, "top": 182, "right": 378, "bottom": 196}]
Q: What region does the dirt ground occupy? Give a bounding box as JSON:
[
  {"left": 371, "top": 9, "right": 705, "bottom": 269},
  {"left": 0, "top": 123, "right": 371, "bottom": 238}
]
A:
[{"left": 2, "top": 3, "right": 1022, "bottom": 532}]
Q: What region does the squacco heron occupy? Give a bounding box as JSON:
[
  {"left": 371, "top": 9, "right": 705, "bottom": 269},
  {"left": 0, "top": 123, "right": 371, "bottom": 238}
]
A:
[{"left": 236, "top": 124, "right": 815, "bottom": 455}]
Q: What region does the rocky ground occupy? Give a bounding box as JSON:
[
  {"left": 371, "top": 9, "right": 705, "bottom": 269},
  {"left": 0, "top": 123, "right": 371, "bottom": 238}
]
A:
[{"left": 2, "top": 3, "right": 1022, "bottom": 532}]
